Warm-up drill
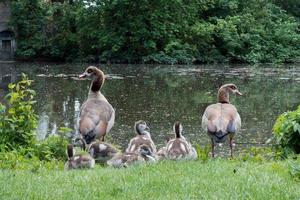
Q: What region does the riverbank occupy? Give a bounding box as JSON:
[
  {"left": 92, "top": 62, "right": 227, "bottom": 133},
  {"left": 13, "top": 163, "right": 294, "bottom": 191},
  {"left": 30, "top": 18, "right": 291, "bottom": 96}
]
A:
[{"left": 1, "top": 158, "right": 299, "bottom": 199}]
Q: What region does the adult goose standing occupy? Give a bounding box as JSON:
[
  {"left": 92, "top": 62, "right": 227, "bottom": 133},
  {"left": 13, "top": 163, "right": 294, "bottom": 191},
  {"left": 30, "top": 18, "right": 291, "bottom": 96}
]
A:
[
  {"left": 201, "top": 84, "right": 242, "bottom": 158},
  {"left": 165, "top": 122, "right": 197, "bottom": 160},
  {"left": 125, "top": 120, "right": 157, "bottom": 155},
  {"left": 64, "top": 144, "right": 95, "bottom": 170},
  {"left": 78, "top": 66, "right": 115, "bottom": 144}
]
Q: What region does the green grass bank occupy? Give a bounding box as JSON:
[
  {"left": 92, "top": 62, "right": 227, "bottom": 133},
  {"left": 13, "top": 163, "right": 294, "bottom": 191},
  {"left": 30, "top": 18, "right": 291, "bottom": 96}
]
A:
[{"left": 1, "top": 159, "right": 299, "bottom": 200}]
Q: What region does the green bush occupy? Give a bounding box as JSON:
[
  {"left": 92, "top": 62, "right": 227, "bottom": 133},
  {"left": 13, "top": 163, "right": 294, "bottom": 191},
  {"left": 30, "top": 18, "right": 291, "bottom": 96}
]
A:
[
  {"left": 0, "top": 74, "right": 70, "bottom": 164},
  {"left": 10, "top": 0, "right": 300, "bottom": 63},
  {"left": 0, "top": 73, "right": 37, "bottom": 151},
  {"left": 273, "top": 106, "right": 300, "bottom": 154},
  {"left": 34, "top": 127, "right": 71, "bottom": 161},
  {"left": 0, "top": 150, "right": 64, "bottom": 170}
]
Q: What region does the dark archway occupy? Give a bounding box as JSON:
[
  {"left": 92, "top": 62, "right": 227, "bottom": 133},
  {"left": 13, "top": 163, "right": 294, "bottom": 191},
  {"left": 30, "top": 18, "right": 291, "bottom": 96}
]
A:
[{"left": 0, "top": 30, "right": 16, "bottom": 60}]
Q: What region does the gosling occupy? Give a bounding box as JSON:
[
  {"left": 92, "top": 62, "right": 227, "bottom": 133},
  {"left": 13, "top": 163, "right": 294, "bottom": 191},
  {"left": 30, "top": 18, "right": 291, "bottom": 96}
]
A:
[
  {"left": 165, "top": 122, "right": 197, "bottom": 160},
  {"left": 126, "top": 120, "right": 156, "bottom": 155},
  {"left": 107, "top": 145, "right": 156, "bottom": 168},
  {"left": 64, "top": 144, "right": 95, "bottom": 170}
]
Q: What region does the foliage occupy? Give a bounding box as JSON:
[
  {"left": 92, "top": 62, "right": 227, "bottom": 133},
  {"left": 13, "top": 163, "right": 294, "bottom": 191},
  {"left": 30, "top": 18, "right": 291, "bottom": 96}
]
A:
[
  {"left": 289, "top": 160, "right": 300, "bottom": 181},
  {"left": 0, "top": 150, "right": 64, "bottom": 170},
  {"left": 273, "top": 106, "right": 300, "bottom": 154},
  {"left": 0, "top": 73, "right": 37, "bottom": 150},
  {"left": 239, "top": 147, "right": 281, "bottom": 162},
  {"left": 34, "top": 127, "right": 70, "bottom": 161},
  {"left": 0, "top": 74, "right": 70, "bottom": 163},
  {"left": 194, "top": 144, "right": 210, "bottom": 162},
  {"left": 10, "top": 0, "right": 300, "bottom": 64},
  {"left": 10, "top": 0, "right": 47, "bottom": 59},
  {"left": 190, "top": 0, "right": 300, "bottom": 63},
  {"left": 274, "top": 0, "right": 300, "bottom": 19}
]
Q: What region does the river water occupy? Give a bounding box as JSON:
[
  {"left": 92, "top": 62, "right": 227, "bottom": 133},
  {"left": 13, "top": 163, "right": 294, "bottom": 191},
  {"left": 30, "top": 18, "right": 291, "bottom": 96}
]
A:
[{"left": 1, "top": 62, "right": 300, "bottom": 154}]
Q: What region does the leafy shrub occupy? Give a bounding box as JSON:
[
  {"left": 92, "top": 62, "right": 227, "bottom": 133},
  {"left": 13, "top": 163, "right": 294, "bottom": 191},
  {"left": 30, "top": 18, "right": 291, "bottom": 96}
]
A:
[
  {"left": 0, "top": 73, "right": 38, "bottom": 151},
  {"left": 273, "top": 106, "right": 300, "bottom": 154},
  {"left": 11, "top": 0, "right": 300, "bottom": 63},
  {"left": 0, "top": 150, "right": 64, "bottom": 171},
  {"left": 0, "top": 74, "right": 70, "bottom": 165},
  {"left": 34, "top": 127, "right": 71, "bottom": 161}
]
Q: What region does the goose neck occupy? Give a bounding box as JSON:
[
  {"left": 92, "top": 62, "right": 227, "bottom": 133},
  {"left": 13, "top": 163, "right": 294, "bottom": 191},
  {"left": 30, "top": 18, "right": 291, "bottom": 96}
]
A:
[
  {"left": 218, "top": 88, "right": 230, "bottom": 103},
  {"left": 89, "top": 70, "right": 104, "bottom": 93}
]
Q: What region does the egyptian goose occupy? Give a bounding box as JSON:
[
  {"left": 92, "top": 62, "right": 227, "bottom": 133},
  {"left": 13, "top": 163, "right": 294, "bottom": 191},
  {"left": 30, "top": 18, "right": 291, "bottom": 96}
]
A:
[
  {"left": 64, "top": 144, "right": 95, "bottom": 170},
  {"left": 125, "top": 120, "right": 157, "bottom": 154},
  {"left": 78, "top": 66, "right": 115, "bottom": 144},
  {"left": 156, "top": 136, "right": 172, "bottom": 160},
  {"left": 165, "top": 122, "right": 197, "bottom": 160},
  {"left": 201, "top": 84, "right": 242, "bottom": 157},
  {"left": 107, "top": 145, "right": 156, "bottom": 168},
  {"left": 73, "top": 137, "right": 120, "bottom": 163}
]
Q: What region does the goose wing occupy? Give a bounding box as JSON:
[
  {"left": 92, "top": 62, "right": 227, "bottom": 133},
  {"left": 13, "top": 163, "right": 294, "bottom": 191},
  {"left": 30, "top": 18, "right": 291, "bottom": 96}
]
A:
[
  {"left": 79, "top": 99, "right": 114, "bottom": 137},
  {"left": 202, "top": 103, "right": 241, "bottom": 134}
]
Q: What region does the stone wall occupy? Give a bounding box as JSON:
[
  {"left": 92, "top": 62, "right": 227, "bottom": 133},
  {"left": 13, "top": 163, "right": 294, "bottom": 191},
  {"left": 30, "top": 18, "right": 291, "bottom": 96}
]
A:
[
  {"left": 0, "top": 0, "right": 11, "bottom": 32},
  {"left": 0, "top": 0, "right": 15, "bottom": 60}
]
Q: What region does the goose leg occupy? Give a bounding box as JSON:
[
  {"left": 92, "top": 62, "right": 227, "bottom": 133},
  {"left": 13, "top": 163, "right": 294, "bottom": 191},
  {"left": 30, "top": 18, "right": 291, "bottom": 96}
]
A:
[
  {"left": 211, "top": 138, "right": 215, "bottom": 158},
  {"left": 96, "top": 121, "right": 108, "bottom": 142},
  {"left": 229, "top": 137, "right": 234, "bottom": 158}
]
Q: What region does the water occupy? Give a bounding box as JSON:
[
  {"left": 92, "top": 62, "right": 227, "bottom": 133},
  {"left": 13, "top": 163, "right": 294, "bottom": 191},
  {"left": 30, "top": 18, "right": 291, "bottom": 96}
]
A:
[{"left": 1, "top": 62, "right": 300, "bottom": 154}]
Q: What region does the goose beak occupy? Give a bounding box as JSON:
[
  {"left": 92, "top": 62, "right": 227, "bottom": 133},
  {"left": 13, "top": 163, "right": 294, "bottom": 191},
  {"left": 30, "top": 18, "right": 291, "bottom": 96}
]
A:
[
  {"left": 236, "top": 90, "right": 242, "bottom": 96},
  {"left": 79, "top": 73, "right": 87, "bottom": 79}
]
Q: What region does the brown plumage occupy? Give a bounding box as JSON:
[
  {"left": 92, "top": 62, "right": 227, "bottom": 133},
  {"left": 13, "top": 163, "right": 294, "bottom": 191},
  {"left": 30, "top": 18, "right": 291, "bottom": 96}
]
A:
[
  {"left": 88, "top": 141, "right": 120, "bottom": 163},
  {"left": 156, "top": 135, "right": 173, "bottom": 160},
  {"left": 107, "top": 145, "right": 156, "bottom": 168},
  {"left": 201, "top": 83, "right": 242, "bottom": 158},
  {"left": 125, "top": 120, "right": 157, "bottom": 155},
  {"left": 165, "top": 122, "right": 197, "bottom": 160},
  {"left": 78, "top": 66, "right": 115, "bottom": 144},
  {"left": 64, "top": 144, "right": 95, "bottom": 170},
  {"left": 73, "top": 137, "right": 120, "bottom": 163}
]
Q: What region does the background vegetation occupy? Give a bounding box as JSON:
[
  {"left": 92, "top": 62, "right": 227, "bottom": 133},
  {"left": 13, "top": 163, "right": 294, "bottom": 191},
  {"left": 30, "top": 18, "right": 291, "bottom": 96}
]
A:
[
  {"left": 0, "top": 75, "right": 69, "bottom": 166},
  {"left": 9, "top": 0, "right": 300, "bottom": 64},
  {"left": 273, "top": 105, "right": 300, "bottom": 155}
]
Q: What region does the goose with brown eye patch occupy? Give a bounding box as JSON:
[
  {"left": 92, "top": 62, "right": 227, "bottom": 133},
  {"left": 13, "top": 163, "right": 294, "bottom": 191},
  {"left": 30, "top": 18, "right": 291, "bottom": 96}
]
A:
[
  {"left": 165, "top": 122, "right": 197, "bottom": 160},
  {"left": 78, "top": 66, "right": 115, "bottom": 144},
  {"left": 201, "top": 83, "right": 242, "bottom": 158}
]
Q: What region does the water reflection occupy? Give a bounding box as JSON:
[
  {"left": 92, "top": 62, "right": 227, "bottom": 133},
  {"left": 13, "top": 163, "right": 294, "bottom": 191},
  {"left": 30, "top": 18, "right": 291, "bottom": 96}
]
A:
[{"left": 1, "top": 62, "right": 300, "bottom": 153}]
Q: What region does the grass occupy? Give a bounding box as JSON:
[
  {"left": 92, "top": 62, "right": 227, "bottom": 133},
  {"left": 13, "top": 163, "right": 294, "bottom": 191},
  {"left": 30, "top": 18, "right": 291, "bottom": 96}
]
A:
[{"left": 0, "top": 158, "right": 299, "bottom": 200}]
